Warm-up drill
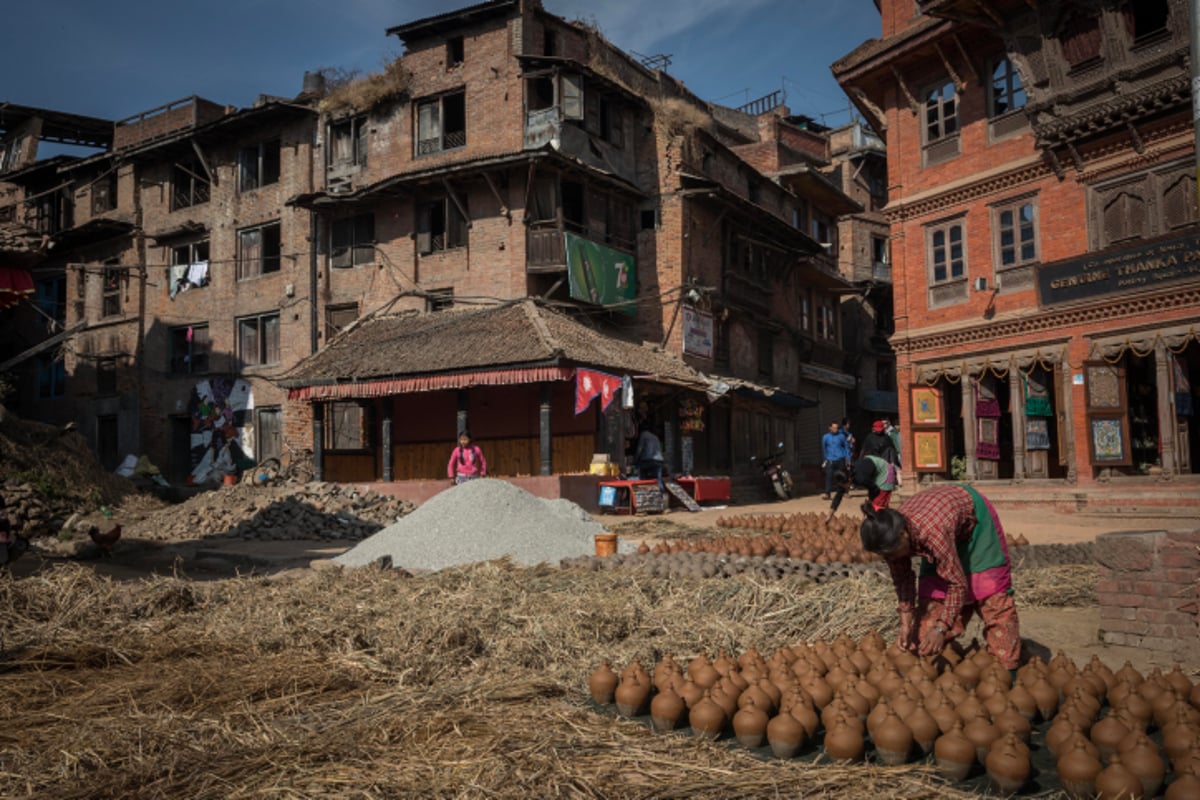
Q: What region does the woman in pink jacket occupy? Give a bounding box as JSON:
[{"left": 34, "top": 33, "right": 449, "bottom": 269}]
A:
[{"left": 447, "top": 431, "right": 487, "bottom": 484}]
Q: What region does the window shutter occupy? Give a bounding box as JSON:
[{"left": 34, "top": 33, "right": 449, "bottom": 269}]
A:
[
  {"left": 355, "top": 118, "right": 368, "bottom": 166},
  {"left": 561, "top": 73, "right": 584, "bottom": 120},
  {"left": 584, "top": 90, "right": 601, "bottom": 135},
  {"left": 331, "top": 219, "right": 352, "bottom": 268},
  {"left": 354, "top": 214, "right": 375, "bottom": 265},
  {"left": 263, "top": 315, "right": 280, "bottom": 365},
  {"left": 417, "top": 204, "right": 433, "bottom": 254}
]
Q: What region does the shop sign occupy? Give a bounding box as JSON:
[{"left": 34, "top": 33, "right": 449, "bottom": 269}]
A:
[
  {"left": 565, "top": 232, "right": 636, "bottom": 314},
  {"left": 1037, "top": 231, "right": 1200, "bottom": 306},
  {"left": 682, "top": 307, "right": 713, "bottom": 359}
]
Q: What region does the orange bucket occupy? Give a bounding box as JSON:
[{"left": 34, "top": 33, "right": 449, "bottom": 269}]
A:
[
  {"left": 594, "top": 532, "right": 618, "bottom": 557},
  {"left": 222, "top": 474, "right": 238, "bottom": 486}
]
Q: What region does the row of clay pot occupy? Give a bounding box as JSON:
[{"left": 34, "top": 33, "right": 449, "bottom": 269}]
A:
[
  {"left": 588, "top": 633, "right": 1200, "bottom": 797},
  {"left": 560, "top": 549, "right": 885, "bottom": 582}
]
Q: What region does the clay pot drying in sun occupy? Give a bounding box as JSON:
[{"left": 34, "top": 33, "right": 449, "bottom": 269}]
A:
[
  {"left": 993, "top": 701, "right": 1033, "bottom": 743},
  {"left": 589, "top": 660, "right": 619, "bottom": 705},
  {"left": 1045, "top": 717, "right": 1083, "bottom": 758},
  {"left": 1119, "top": 731, "right": 1166, "bottom": 799},
  {"left": 653, "top": 653, "right": 682, "bottom": 692},
  {"left": 1057, "top": 737, "right": 1103, "bottom": 800},
  {"left": 872, "top": 707, "right": 914, "bottom": 766},
  {"left": 1091, "top": 711, "right": 1132, "bottom": 761},
  {"left": 1162, "top": 713, "right": 1200, "bottom": 763},
  {"left": 688, "top": 692, "right": 727, "bottom": 740},
  {"left": 1006, "top": 683, "right": 1038, "bottom": 722},
  {"left": 1094, "top": 753, "right": 1145, "bottom": 800},
  {"left": 905, "top": 699, "right": 940, "bottom": 756},
  {"left": 933, "top": 720, "right": 976, "bottom": 782},
  {"left": 650, "top": 684, "right": 686, "bottom": 732},
  {"left": 732, "top": 696, "right": 770, "bottom": 748},
  {"left": 963, "top": 712, "right": 1000, "bottom": 765},
  {"left": 824, "top": 715, "right": 866, "bottom": 763},
  {"left": 766, "top": 705, "right": 807, "bottom": 758},
  {"left": 1029, "top": 675, "right": 1059, "bottom": 721},
  {"left": 1166, "top": 762, "right": 1200, "bottom": 800},
  {"left": 985, "top": 732, "right": 1031, "bottom": 795},
  {"left": 614, "top": 672, "right": 651, "bottom": 717}
]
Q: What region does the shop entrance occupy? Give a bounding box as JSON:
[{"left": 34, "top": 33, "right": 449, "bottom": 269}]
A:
[
  {"left": 1126, "top": 354, "right": 1162, "bottom": 475},
  {"left": 1172, "top": 343, "right": 1199, "bottom": 474}
]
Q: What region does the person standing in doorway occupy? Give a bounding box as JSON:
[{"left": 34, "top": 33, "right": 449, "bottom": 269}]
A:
[
  {"left": 821, "top": 420, "right": 850, "bottom": 500},
  {"left": 634, "top": 424, "right": 666, "bottom": 491},
  {"left": 447, "top": 431, "right": 487, "bottom": 484}
]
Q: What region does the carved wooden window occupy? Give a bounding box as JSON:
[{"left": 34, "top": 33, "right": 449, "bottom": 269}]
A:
[
  {"left": 923, "top": 80, "right": 957, "bottom": 143},
  {"left": 1122, "top": 0, "right": 1169, "bottom": 42},
  {"left": 325, "top": 303, "right": 358, "bottom": 339},
  {"left": 1161, "top": 173, "right": 1198, "bottom": 232},
  {"left": 1100, "top": 188, "right": 1147, "bottom": 247},
  {"left": 1059, "top": 10, "right": 1102, "bottom": 67},
  {"left": 926, "top": 219, "right": 966, "bottom": 284},
  {"left": 989, "top": 58, "right": 1026, "bottom": 118},
  {"left": 993, "top": 198, "right": 1038, "bottom": 268}
]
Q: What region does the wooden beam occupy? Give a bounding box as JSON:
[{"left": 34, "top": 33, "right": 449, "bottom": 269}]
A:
[
  {"left": 522, "top": 160, "right": 537, "bottom": 222},
  {"left": 848, "top": 86, "right": 890, "bottom": 130},
  {"left": 190, "top": 139, "right": 215, "bottom": 185},
  {"left": 1126, "top": 119, "right": 1145, "bottom": 154},
  {"left": 934, "top": 42, "right": 966, "bottom": 92},
  {"left": 483, "top": 172, "right": 511, "bottom": 222},
  {"left": 951, "top": 34, "right": 981, "bottom": 83},
  {"left": 890, "top": 65, "right": 920, "bottom": 116},
  {"left": 441, "top": 178, "right": 472, "bottom": 229}
]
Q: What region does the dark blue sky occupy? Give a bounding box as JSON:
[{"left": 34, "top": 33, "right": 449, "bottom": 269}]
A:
[{"left": 4, "top": 0, "right": 879, "bottom": 131}]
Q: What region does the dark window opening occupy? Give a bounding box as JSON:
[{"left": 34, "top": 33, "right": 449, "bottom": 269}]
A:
[
  {"left": 170, "top": 240, "right": 210, "bottom": 294},
  {"left": 172, "top": 159, "right": 210, "bottom": 210},
  {"left": 990, "top": 58, "right": 1026, "bottom": 117},
  {"left": 757, "top": 329, "right": 774, "bottom": 378},
  {"left": 447, "top": 35, "right": 464, "bottom": 68},
  {"left": 426, "top": 287, "right": 454, "bottom": 311},
  {"left": 29, "top": 189, "right": 72, "bottom": 235},
  {"left": 561, "top": 180, "right": 585, "bottom": 231},
  {"left": 640, "top": 208, "right": 657, "bottom": 230},
  {"left": 92, "top": 172, "right": 117, "bottom": 214},
  {"left": 331, "top": 213, "right": 375, "bottom": 268},
  {"left": 170, "top": 324, "right": 210, "bottom": 375},
  {"left": 102, "top": 262, "right": 122, "bottom": 318},
  {"left": 36, "top": 276, "right": 66, "bottom": 325},
  {"left": 328, "top": 116, "right": 367, "bottom": 168},
  {"left": 237, "top": 222, "right": 282, "bottom": 279},
  {"left": 417, "top": 197, "right": 469, "bottom": 254},
  {"left": 876, "top": 360, "right": 895, "bottom": 392},
  {"left": 528, "top": 76, "right": 555, "bottom": 111},
  {"left": 1123, "top": 0, "right": 1169, "bottom": 41},
  {"left": 924, "top": 81, "right": 958, "bottom": 143},
  {"left": 97, "top": 415, "right": 119, "bottom": 471},
  {"left": 239, "top": 139, "right": 281, "bottom": 192},
  {"left": 36, "top": 352, "right": 65, "bottom": 398},
  {"left": 238, "top": 312, "right": 281, "bottom": 367},
  {"left": 543, "top": 28, "right": 557, "bottom": 56},
  {"left": 417, "top": 92, "right": 466, "bottom": 155}
]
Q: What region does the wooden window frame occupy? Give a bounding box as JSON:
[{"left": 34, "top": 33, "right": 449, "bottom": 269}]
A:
[
  {"left": 171, "top": 159, "right": 210, "bottom": 210},
  {"left": 922, "top": 79, "right": 958, "bottom": 145},
  {"left": 238, "top": 139, "right": 281, "bottom": 192},
  {"left": 926, "top": 218, "right": 967, "bottom": 285},
  {"left": 91, "top": 171, "right": 117, "bottom": 215},
  {"left": 325, "top": 303, "right": 359, "bottom": 339},
  {"left": 992, "top": 196, "right": 1039, "bottom": 270},
  {"left": 416, "top": 91, "right": 466, "bottom": 156},
  {"left": 331, "top": 213, "right": 375, "bottom": 268},
  {"left": 101, "top": 263, "right": 122, "bottom": 318},
  {"left": 988, "top": 57, "right": 1027, "bottom": 118},
  {"left": 416, "top": 196, "right": 468, "bottom": 255},
  {"left": 237, "top": 311, "right": 281, "bottom": 368},
  {"left": 255, "top": 407, "right": 282, "bottom": 463},
  {"left": 169, "top": 323, "right": 211, "bottom": 375},
  {"left": 328, "top": 116, "right": 367, "bottom": 168},
  {"left": 426, "top": 287, "right": 455, "bottom": 311},
  {"left": 237, "top": 221, "right": 282, "bottom": 280}
]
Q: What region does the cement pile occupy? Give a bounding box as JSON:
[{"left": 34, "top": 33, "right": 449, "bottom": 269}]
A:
[{"left": 335, "top": 478, "right": 609, "bottom": 571}]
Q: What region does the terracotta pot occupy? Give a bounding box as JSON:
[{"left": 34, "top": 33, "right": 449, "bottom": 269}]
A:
[
  {"left": 588, "top": 660, "right": 619, "bottom": 705},
  {"left": 1057, "top": 738, "right": 1103, "bottom": 800},
  {"left": 732, "top": 697, "right": 770, "bottom": 748},
  {"left": 688, "top": 692, "right": 727, "bottom": 740},
  {"left": 767, "top": 705, "right": 806, "bottom": 758},
  {"left": 615, "top": 673, "right": 650, "bottom": 718},
  {"left": 593, "top": 532, "right": 618, "bottom": 557},
  {"left": 985, "top": 732, "right": 1031, "bottom": 795},
  {"left": 1091, "top": 712, "right": 1131, "bottom": 761},
  {"left": 1120, "top": 733, "right": 1166, "bottom": 799},
  {"left": 650, "top": 685, "right": 686, "bottom": 732},
  {"left": 933, "top": 720, "right": 975, "bottom": 782},
  {"left": 1094, "top": 753, "right": 1145, "bottom": 800},
  {"left": 872, "top": 708, "right": 913, "bottom": 766},
  {"left": 1166, "top": 763, "right": 1200, "bottom": 800},
  {"left": 906, "top": 700, "right": 939, "bottom": 756},
  {"left": 824, "top": 716, "right": 865, "bottom": 763},
  {"left": 963, "top": 713, "right": 999, "bottom": 765}
]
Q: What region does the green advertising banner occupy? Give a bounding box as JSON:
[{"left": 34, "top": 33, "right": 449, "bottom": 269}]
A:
[{"left": 564, "top": 231, "right": 636, "bottom": 314}]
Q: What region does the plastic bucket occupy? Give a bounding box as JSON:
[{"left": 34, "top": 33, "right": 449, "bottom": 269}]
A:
[
  {"left": 594, "top": 532, "right": 618, "bottom": 557},
  {"left": 222, "top": 474, "right": 238, "bottom": 486}
]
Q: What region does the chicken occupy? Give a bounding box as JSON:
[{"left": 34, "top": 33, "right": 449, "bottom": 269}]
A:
[{"left": 88, "top": 523, "right": 122, "bottom": 557}]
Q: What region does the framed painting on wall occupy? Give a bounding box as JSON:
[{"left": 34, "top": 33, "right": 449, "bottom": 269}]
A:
[
  {"left": 1088, "top": 416, "right": 1131, "bottom": 466},
  {"left": 913, "top": 429, "right": 946, "bottom": 471},
  {"left": 911, "top": 386, "right": 943, "bottom": 426}
]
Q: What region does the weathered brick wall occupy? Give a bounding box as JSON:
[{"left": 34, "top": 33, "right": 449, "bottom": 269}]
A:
[{"left": 1095, "top": 529, "right": 1200, "bottom": 663}]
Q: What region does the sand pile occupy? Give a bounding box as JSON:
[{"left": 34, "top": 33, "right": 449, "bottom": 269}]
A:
[{"left": 335, "top": 478, "right": 608, "bottom": 571}]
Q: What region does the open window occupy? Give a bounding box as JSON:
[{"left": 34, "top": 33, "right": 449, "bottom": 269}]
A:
[
  {"left": 239, "top": 139, "right": 281, "bottom": 192},
  {"left": 172, "top": 158, "right": 210, "bottom": 210},
  {"left": 102, "top": 261, "right": 122, "bottom": 318},
  {"left": 328, "top": 116, "right": 367, "bottom": 168},
  {"left": 237, "top": 222, "right": 282, "bottom": 279},
  {"left": 416, "top": 91, "right": 466, "bottom": 155},
  {"left": 237, "top": 311, "right": 280, "bottom": 367},
  {"left": 416, "top": 197, "right": 469, "bottom": 254},
  {"left": 331, "top": 213, "right": 375, "bottom": 268},
  {"left": 169, "top": 323, "right": 211, "bottom": 375},
  {"left": 92, "top": 171, "right": 117, "bottom": 214}
]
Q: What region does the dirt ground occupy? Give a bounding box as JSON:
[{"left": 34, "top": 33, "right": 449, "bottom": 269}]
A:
[{"left": 10, "top": 484, "right": 1200, "bottom": 679}]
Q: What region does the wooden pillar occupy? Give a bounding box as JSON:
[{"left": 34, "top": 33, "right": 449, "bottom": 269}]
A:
[
  {"left": 1058, "top": 362, "right": 1078, "bottom": 484},
  {"left": 1009, "top": 368, "right": 1027, "bottom": 482},
  {"left": 312, "top": 403, "right": 325, "bottom": 482},
  {"left": 456, "top": 390, "right": 469, "bottom": 436},
  {"left": 539, "top": 383, "right": 552, "bottom": 476},
  {"left": 1155, "top": 341, "right": 1177, "bottom": 477},
  {"left": 381, "top": 413, "right": 393, "bottom": 482},
  {"left": 963, "top": 375, "right": 978, "bottom": 481}
]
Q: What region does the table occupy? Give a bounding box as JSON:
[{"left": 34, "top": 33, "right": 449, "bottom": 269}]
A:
[
  {"left": 672, "top": 476, "right": 731, "bottom": 504},
  {"left": 598, "top": 479, "right": 666, "bottom": 514}
]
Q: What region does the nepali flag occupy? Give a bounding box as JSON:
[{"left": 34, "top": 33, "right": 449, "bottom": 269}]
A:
[{"left": 575, "top": 368, "right": 623, "bottom": 415}]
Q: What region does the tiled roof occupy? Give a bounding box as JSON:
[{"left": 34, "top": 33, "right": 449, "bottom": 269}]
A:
[{"left": 281, "top": 299, "right": 705, "bottom": 387}]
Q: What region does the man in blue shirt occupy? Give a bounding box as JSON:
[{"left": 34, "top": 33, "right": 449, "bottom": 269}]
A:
[{"left": 821, "top": 420, "right": 851, "bottom": 499}]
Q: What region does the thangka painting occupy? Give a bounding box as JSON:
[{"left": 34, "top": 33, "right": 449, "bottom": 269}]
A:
[
  {"left": 976, "top": 417, "right": 1000, "bottom": 461},
  {"left": 1026, "top": 418, "right": 1051, "bottom": 451},
  {"left": 911, "top": 386, "right": 943, "bottom": 426},
  {"left": 1089, "top": 416, "right": 1130, "bottom": 465},
  {"left": 913, "top": 429, "right": 945, "bottom": 471}
]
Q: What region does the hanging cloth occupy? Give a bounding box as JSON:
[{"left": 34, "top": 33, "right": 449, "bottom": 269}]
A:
[
  {"left": 1023, "top": 372, "right": 1052, "bottom": 417},
  {"left": 975, "top": 378, "right": 1001, "bottom": 419}
]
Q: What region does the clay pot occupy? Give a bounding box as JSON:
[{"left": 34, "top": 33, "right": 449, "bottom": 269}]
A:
[
  {"left": 788, "top": 698, "right": 821, "bottom": 739},
  {"left": 963, "top": 713, "right": 999, "bottom": 764},
  {"left": 688, "top": 692, "right": 727, "bottom": 740},
  {"left": 767, "top": 705, "right": 807, "bottom": 758},
  {"left": 732, "top": 697, "right": 770, "bottom": 748},
  {"left": 906, "top": 700, "right": 940, "bottom": 756},
  {"left": 678, "top": 678, "right": 704, "bottom": 710},
  {"left": 589, "top": 660, "right": 619, "bottom": 705},
  {"left": 1057, "top": 738, "right": 1103, "bottom": 800},
  {"left": 1045, "top": 717, "right": 1082, "bottom": 758},
  {"left": 985, "top": 732, "right": 1031, "bottom": 795},
  {"left": 1007, "top": 683, "right": 1038, "bottom": 722},
  {"left": 1094, "top": 753, "right": 1145, "bottom": 800},
  {"left": 1120, "top": 732, "right": 1166, "bottom": 799},
  {"left": 824, "top": 715, "right": 865, "bottom": 763},
  {"left": 650, "top": 685, "right": 687, "bottom": 732},
  {"left": 933, "top": 720, "right": 976, "bottom": 782},
  {"left": 1028, "top": 675, "right": 1059, "bottom": 721},
  {"left": 872, "top": 707, "right": 914, "bottom": 766},
  {"left": 993, "top": 701, "right": 1033, "bottom": 743},
  {"left": 653, "top": 653, "right": 682, "bottom": 692},
  {"left": 615, "top": 672, "right": 651, "bottom": 718},
  {"left": 1166, "top": 762, "right": 1200, "bottom": 800},
  {"left": 1092, "top": 711, "right": 1132, "bottom": 761}
]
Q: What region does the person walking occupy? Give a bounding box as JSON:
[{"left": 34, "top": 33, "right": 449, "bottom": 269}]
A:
[
  {"left": 826, "top": 454, "right": 897, "bottom": 522},
  {"left": 447, "top": 431, "right": 487, "bottom": 484},
  {"left": 858, "top": 484, "right": 1021, "bottom": 669},
  {"left": 634, "top": 424, "right": 665, "bottom": 491},
  {"left": 861, "top": 420, "right": 897, "bottom": 464},
  {"left": 820, "top": 420, "right": 850, "bottom": 499}
]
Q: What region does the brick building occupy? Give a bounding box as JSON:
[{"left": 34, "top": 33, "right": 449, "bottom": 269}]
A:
[
  {"left": 833, "top": 0, "right": 1200, "bottom": 491},
  {"left": 1, "top": 0, "right": 859, "bottom": 495}
]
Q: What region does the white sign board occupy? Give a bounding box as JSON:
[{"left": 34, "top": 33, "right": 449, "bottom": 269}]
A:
[{"left": 682, "top": 307, "right": 714, "bottom": 359}]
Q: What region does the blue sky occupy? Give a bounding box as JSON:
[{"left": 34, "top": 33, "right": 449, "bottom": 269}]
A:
[{"left": 4, "top": 0, "right": 879, "bottom": 136}]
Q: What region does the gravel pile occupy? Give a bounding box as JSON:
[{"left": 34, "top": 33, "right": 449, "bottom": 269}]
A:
[{"left": 335, "top": 478, "right": 609, "bottom": 571}]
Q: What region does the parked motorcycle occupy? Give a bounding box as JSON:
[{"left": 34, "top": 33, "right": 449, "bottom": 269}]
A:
[{"left": 751, "top": 442, "right": 794, "bottom": 501}]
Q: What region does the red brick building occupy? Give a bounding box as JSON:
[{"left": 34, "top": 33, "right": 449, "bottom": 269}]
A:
[
  {"left": 834, "top": 0, "right": 1200, "bottom": 492},
  {"left": 1, "top": 0, "right": 859, "bottom": 495}
]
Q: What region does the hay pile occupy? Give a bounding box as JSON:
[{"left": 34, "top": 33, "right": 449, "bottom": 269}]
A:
[{"left": 0, "top": 558, "right": 1105, "bottom": 798}]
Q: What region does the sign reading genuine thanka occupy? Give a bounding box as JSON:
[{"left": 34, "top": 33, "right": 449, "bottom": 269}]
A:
[{"left": 1036, "top": 231, "right": 1200, "bottom": 306}]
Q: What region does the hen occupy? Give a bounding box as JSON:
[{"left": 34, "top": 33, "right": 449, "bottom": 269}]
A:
[{"left": 88, "top": 523, "right": 122, "bottom": 557}]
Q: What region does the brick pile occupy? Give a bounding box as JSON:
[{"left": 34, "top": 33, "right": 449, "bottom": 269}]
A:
[{"left": 1095, "top": 528, "right": 1200, "bottom": 663}]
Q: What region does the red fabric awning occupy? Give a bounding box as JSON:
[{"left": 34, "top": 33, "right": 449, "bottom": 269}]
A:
[
  {"left": 287, "top": 365, "right": 574, "bottom": 401},
  {"left": 0, "top": 267, "right": 34, "bottom": 310}
]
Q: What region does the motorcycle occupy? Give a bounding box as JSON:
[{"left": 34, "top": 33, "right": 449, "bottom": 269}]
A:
[{"left": 751, "top": 441, "right": 794, "bottom": 501}]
